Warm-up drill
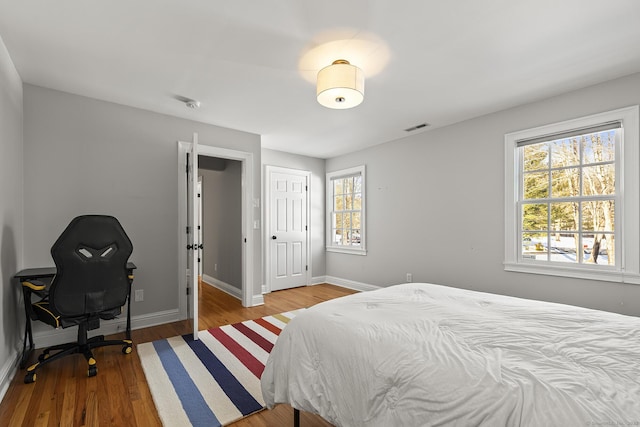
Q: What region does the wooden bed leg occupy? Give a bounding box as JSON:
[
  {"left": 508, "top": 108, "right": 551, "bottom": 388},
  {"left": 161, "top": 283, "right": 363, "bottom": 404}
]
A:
[{"left": 293, "top": 408, "right": 300, "bottom": 427}]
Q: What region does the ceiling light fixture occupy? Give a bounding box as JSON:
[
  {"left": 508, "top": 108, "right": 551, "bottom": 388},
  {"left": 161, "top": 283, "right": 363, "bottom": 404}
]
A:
[{"left": 317, "top": 59, "right": 364, "bottom": 109}]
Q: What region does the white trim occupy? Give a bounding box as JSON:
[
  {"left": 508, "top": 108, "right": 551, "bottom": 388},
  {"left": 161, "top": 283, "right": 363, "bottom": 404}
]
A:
[
  {"left": 264, "top": 165, "right": 312, "bottom": 292},
  {"left": 323, "top": 275, "right": 380, "bottom": 292},
  {"left": 202, "top": 274, "right": 242, "bottom": 300},
  {"left": 504, "top": 105, "right": 640, "bottom": 282},
  {"left": 310, "top": 275, "right": 328, "bottom": 286},
  {"left": 0, "top": 351, "right": 19, "bottom": 404},
  {"left": 252, "top": 294, "right": 265, "bottom": 306},
  {"left": 326, "top": 165, "right": 367, "bottom": 255},
  {"left": 178, "top": 141, "right": 257, "bottom": 312},
  {"left": 326, "top": 246, "right": 368, "bottom": 255},
  {"left": 504, "top": 262, "right": 640, "bottom": 284}
]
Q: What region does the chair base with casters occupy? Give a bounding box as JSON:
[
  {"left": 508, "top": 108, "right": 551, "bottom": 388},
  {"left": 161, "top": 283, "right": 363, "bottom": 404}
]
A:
[{"left": 24, "top": 321, "right": 133, "bottom": 383}]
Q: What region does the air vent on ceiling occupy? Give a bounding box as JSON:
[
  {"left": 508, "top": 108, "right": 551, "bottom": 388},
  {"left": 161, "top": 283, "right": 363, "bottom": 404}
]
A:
[{"left": 404, "top": 122, "right": 430, "bottom": 132}]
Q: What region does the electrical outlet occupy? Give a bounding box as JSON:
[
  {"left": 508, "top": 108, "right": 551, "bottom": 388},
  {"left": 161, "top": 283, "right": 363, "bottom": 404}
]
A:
[
  {"left": 406, "top": 273, "right": 413, "bottom": 283},
  {"left": 134, "top": 289, "right": 144, "bottom": 302}
]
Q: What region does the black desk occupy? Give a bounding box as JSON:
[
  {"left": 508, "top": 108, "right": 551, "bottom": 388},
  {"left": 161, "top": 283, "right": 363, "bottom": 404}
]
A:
[{"left": 14, "top": 262, "right": 137, "bottom": 369}]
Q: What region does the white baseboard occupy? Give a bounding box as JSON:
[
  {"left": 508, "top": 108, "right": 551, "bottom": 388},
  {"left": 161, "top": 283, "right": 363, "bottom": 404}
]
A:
[
  {"left": 32, "top": 308, "right": 181, "bottom": 349},
  {"left": 310, "top": 276, "right": 327, "bottom": 286},
  {"left": 262, "top": 275, "right": 367, "bottom": 294},
  {"left": 0, "top": 349, "right": 19, "bottom": 405},
  {"left": 322, "top": 276, "right": 381, "bottom": 292},
  {"left": 202, "top": 274, "right": 242, "bottom": 300},
  {"left": 252, "top": 294, "right": 265, "bottom": 306},
  {"left": 202, "top": 275, "right": 264, "bottom": 306}
]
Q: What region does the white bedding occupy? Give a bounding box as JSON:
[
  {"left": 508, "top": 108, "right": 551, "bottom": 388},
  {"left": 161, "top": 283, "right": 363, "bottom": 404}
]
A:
[{"left": 261, "top": 283, "right": 640, "bottom": 427}]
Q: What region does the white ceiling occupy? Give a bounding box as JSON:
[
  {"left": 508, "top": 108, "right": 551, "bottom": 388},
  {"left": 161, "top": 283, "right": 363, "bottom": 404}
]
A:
[{"left": 1, "top": 1, "right": 640, "bottom": 159}]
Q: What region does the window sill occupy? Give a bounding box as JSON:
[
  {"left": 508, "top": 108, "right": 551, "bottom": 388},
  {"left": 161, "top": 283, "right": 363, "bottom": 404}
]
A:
[
  {"left": 504, "top": 262, "right": 640, "bottom": 284},
  {"left": 326, "top": 246, "right": 367, "bottom": 256}
]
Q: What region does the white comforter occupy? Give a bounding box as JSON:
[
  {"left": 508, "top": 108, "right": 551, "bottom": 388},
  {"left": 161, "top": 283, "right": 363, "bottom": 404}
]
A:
[{"left": 261, "top": 283, "right": 640, "bottom": 427}]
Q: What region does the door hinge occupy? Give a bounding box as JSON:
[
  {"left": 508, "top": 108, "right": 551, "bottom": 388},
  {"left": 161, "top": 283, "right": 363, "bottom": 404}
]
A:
[
  {"left": 306, "top": 265, "right": 308, "bottom": 271},
  {"left": 198, "top": 193, "right": 201, "bottom": 198},
  {"left": 305, "top": 225, "right": 308, "bottom": 231},
  {"left": 186, "top": 226, "right": 191, "bottom": 234},
  {"left": 305, "top": 185, "right": 308, "bottom": 191},
  {"left": 186, "top": 287, "right": 190, "bottom": 295}
]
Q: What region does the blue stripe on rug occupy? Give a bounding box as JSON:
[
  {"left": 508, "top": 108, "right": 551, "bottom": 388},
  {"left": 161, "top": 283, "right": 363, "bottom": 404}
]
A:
[
  {"left": 153, "top": 339, "right": 221, "bottom": 427},
  {"left": 182, "top": 334, "right": 263, "bottom": 416}
]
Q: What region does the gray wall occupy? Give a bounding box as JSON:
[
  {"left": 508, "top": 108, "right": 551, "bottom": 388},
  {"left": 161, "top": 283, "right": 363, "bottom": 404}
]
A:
[
  {"left": 2, "top": 34, "right": 639, "bottom": 399},
  {"left": 326, "top": 71, "right": 640, "bottom": 316},
  {"left": 0, "top": 36, "right": 23, "bottom": 395},
  {"left": 200, "top": 160, "right": 242, "bottom": 289},
  {"left": 22, "top": 84, "right": 262, "bottom": 333},
  {"left": 261, "top": 149, "right": 326, "bottom": 282}
]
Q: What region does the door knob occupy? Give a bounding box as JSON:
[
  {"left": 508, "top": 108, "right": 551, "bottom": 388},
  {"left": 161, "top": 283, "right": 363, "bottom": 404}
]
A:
[{"left": 272, "top": 235, "right": 277, "bottom": 240}]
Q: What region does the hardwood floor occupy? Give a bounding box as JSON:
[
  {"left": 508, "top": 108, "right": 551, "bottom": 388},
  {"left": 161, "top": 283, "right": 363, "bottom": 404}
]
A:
[{"left": 0, "top": 283, "right": 356, "bottom": 427}]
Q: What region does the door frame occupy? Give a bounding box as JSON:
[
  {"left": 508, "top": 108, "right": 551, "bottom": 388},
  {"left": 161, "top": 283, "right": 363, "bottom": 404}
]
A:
[
  {"left": 178, "top": 141, "right": 255, "bottom": 314},
  {"left": 264, "top": 165, "right": 311, "bottom": 293}
]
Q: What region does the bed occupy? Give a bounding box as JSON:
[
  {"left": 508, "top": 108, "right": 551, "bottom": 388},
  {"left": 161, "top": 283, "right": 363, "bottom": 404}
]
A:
[{"left": 261, "top": 283, "right": 640, "bottom": 426}]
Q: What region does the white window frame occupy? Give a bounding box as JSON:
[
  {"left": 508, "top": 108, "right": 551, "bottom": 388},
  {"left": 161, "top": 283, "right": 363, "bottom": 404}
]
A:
[
  {"left": 504, "top": 105, "right": 640, "bottom": 283},
  {"left": 326, "top": 165, "right": 367, "bottom": 255}
]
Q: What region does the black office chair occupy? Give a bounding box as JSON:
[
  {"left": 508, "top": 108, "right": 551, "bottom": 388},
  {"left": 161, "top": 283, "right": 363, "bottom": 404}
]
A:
[{"left": 21, "top": 215, "right": 135, "bottom": 383}]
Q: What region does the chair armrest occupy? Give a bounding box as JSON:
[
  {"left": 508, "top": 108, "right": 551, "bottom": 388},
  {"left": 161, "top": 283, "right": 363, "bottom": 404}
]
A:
[
  {"left": 21, "top": 279, "right": 49, "bottom": 298},
  {"left": 21, "top": 279, "right": 50, "bottom": 320}
]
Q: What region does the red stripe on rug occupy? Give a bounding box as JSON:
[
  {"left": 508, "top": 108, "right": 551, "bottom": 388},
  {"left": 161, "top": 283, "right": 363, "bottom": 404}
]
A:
[
  {"left": 208, "top": 327, "right": 264, "bottom": 378},
  {"left": 232, "top": 323, "right": 274, "bottom": 353},
  {"left": 254, "top": 317, "right": 283, "bottom": 336}
]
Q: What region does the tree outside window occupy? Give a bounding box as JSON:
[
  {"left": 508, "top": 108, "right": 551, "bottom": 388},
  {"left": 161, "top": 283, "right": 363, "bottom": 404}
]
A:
[{"left": 521, "top": 130, "right": 616, "bottom": 265}]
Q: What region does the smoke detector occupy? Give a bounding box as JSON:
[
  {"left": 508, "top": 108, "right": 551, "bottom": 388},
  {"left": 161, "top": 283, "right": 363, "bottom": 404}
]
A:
[{"left": 185, "top": 99, "right": 201, "bottom": 109}]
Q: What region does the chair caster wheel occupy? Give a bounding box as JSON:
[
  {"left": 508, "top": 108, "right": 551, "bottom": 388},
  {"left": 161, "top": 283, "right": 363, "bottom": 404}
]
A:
[
  {"left": 24, "top": 372, "right": 36, "bottom": 384},
  {"left": 38, "top": 352, "right": 50, "bottom": 362},
  {"left": 122, "top": 345, "right": 132, "bottom": 354},
  {"left": 88, "top": 365, "right": 97, "bottom": 377}
]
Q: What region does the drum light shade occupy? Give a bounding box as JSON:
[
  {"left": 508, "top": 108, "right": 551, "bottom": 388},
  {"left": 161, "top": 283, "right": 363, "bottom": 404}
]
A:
[{"left": 317, "top": 60, "right": 364, "bottom": 109}]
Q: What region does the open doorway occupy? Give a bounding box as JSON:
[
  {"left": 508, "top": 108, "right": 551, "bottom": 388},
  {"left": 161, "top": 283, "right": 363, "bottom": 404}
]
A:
[
  {"left": 177, "top": 140, "right": 255, "bottom": 334},
  {"left": 198, "top": 156, "right": 243, "bottom": 299}
]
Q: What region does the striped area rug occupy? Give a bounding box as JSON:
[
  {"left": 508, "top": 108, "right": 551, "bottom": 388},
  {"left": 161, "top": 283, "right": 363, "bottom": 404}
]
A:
[{"left": 137, "top": 311, "right": 300, "bottom": 427}]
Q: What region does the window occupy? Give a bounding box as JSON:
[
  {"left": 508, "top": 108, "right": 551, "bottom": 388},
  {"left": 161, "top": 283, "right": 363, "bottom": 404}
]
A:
[
  {"left": 326, "top": 166, "right": 366, "bottom": 255},
  {"left": 504, "top": 106, "right": 640, "bottom": 283}
]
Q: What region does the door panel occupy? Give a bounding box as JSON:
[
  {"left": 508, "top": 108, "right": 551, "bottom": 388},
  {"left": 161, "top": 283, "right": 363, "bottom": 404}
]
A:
[
  {"left": 276, "top": 243, "right": 287, "bottom": 277},
  {"left": 187, "top": 135, "right": 199, "bottom": 340},
  {"left": 269, "top": 170, "right": 308, "bottom": 291},
  {"left": 292, "top": 241, "right": 302, "bottom": 275}
]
